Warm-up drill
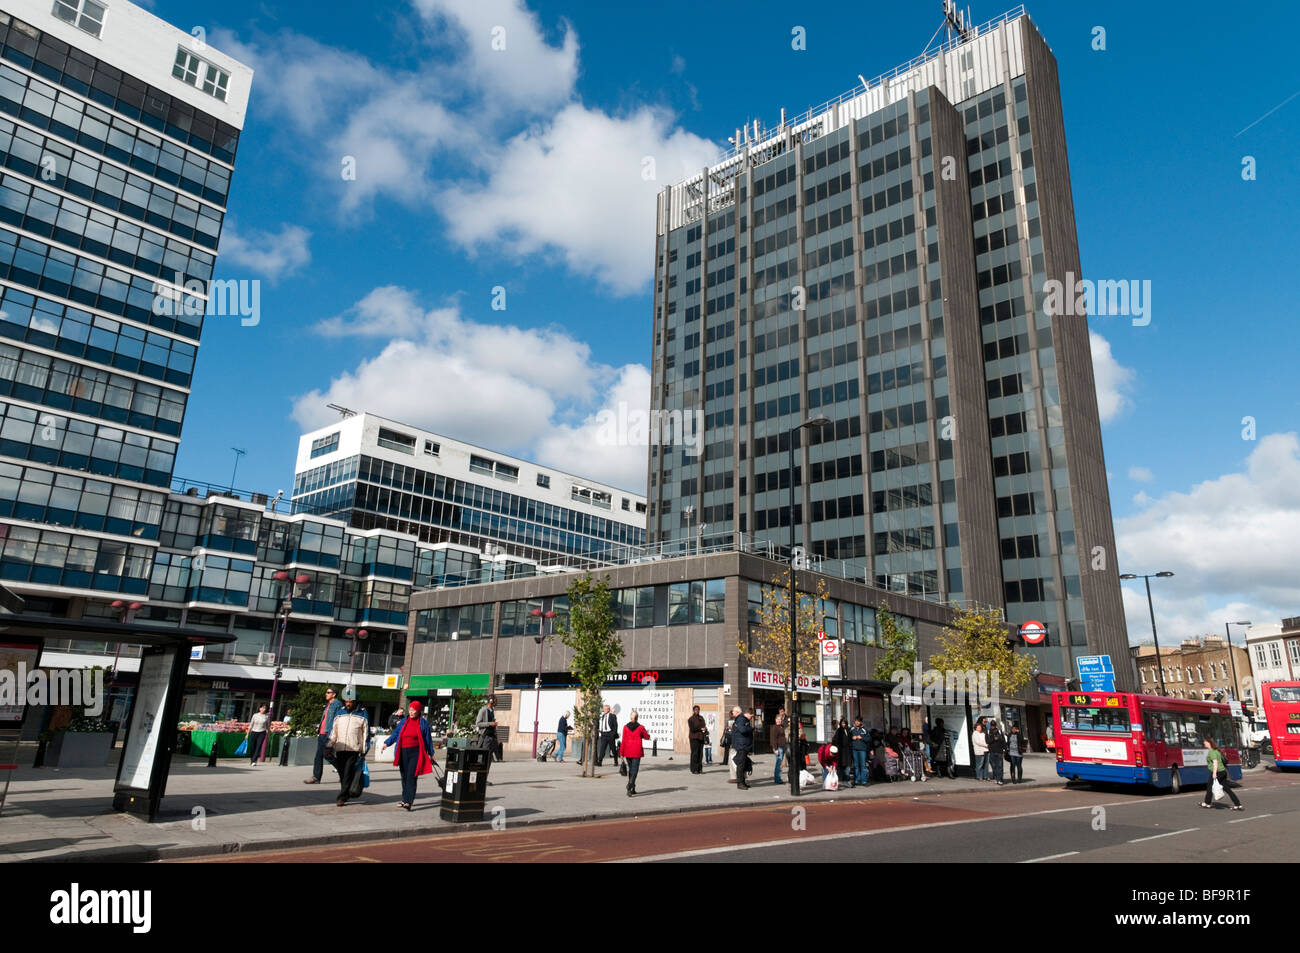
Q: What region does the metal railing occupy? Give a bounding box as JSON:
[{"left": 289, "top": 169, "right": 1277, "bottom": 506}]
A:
[
  {"left": 43, "top": 640, "right": 398, "bottom": 675},
  {"left": 715, "top": 5, "right": 1028, "bottom": 162}
]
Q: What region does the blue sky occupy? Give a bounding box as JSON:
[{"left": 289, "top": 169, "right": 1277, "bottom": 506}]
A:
[{"left": 152, "top": 0, "right": 1298, "bottom": 645}]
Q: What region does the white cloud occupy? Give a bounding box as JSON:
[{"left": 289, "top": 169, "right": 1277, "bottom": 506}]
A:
[
  {"left": 214, "top": 3, "right": 716, "bottom": 295},
  {"left": 218, "top": 223, "right": 311, "bottom": 280},
  {"left": 440, "top": 104, "right": 716, "bottom": 294},
  {"left": 1116, "top": 432, "right": 1300, "bottom": 644},
  {"left": 294, "top": 288, "right": 647, "bottom": 489},
  {"left": 1090, "top": 331, "right": 1135, "bottom": 424},
  {"left": 1132, "top": 491, "right": 1153, "bottom": 506},
  {"left": 412, "top": 0, "right": 579, "bottom": 113},
  {"left": 1128, "top": 466, "right": 1154, "bottom": 482},
  {"left": 532, "top": 364, "right": 652, "bottom": 490}
]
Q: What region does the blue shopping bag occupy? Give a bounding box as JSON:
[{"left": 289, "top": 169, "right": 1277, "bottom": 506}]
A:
[
  {"left": 362, "top": 759, "right": 370, "bottom": 788},
  {"left": 234, "top": 738, "right": 248, "bottom": 757}
]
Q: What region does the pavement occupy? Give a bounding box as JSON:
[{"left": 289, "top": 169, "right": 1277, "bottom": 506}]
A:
[{"left": 0, "top": 747, "right": 1069, "bottom": 862}]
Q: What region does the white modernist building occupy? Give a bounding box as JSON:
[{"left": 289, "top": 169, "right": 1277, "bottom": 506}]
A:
[{"left": 292, "top": 412, "right": 647, "bottom": 569}]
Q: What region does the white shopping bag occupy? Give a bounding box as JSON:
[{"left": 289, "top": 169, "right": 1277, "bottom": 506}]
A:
[
  {"left": 823, "top": 771, "right": 840, "bottom": 792},
  {"left": 1211, "top": 777, "right": 1225, "bottom": 801},
  {"left": 799, "top": 769, "right": 817, "bottom": 788}
]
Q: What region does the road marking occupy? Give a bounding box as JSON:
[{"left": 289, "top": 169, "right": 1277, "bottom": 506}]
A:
[
  {"left": 1127, "top": 827, "right": 1197, "bottom": 843},
  {"left": 620, "top": 797, "right": 1144, "bottom": 863},
  {"left": 1228, "top": 813, "right": 1271, "bottom": 824},
  {"left": 1022, "top": 851, "right": 1079, "bottom": 863}
]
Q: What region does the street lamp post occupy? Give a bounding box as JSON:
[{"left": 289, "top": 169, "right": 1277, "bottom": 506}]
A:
[
  {"left": 529, "top": 607, "right": 557, "bottom": 758},
  {"left": 345, "top": 626, "right": 370, "bottom": 682},
  {"left": 787, "top": 414, "right": 830, "bottom": 798},
  {"left": 262, "top": 571, "right": 310, "bottom": 761},
  {"left": 1119, "top": 571, "right": 1175, "bottom": 695},
  {"left": 107, "top": 599, "right": 142, "bottom": 726},
  {"left": 1224, "top": 620, "right": 1252, "bottom": 702}
]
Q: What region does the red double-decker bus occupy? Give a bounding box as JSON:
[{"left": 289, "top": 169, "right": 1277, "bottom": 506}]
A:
[
  {"left": 1053, "top": 691, "right": 1241, "bottom": 793},
  {"left": 1260, "top": 681, "right": 1300, "bottom": 769}
]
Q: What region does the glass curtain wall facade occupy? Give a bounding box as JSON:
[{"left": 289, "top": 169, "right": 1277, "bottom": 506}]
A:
[{"left": 0, "top": 7, "right": 245, "bottom": 598}]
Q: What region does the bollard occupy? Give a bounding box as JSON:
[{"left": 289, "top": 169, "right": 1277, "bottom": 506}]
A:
[
  {"left": 33, "top": 738, "right": 46, "bottom": 768},
  {"left": 207, "top": 739, "right": 219, "bottom": 768},
  {"left": 279, "top": 735, "right": 290, "bottom": 766},
  {"left": 652, "top": 738, "right": 658, "bottom": 758}
]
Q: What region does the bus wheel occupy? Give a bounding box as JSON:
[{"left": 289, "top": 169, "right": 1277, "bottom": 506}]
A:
[{"left": 1169, "top": 768, "right": 1181, "bottom": 795}]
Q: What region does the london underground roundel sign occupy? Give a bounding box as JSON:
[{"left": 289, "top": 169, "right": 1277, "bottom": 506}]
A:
[{"left": 1019, "top": 620, "right": 1048, "bottom": 645}]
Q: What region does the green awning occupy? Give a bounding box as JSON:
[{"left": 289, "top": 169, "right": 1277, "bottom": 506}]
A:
[{"left": 407, "top": 673, "right": 490, "bottom": 692}]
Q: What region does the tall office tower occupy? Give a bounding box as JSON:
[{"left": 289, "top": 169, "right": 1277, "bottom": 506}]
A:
[
  {"left": 0, "top": 1, "right": 251, "bottom": 602},
  {"left": 648, "top": 7, "right": 1129, "bottom": 684},
  {"left": 293, "top": 413, "right": 646, "bottom": 572}
]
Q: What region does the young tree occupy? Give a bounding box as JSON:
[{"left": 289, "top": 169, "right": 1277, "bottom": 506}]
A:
[
  {"left": 872, "top": 602, "right": 917, "bottom": 681},
  {"left": 928, "top": 605, "right": 1036, "bottom": 701},
  {"left": 555, "top": 573, "right": 622, "bottom": 778},
  {"left": 739, "top": 571, "right": 834, "bottom": 725}
]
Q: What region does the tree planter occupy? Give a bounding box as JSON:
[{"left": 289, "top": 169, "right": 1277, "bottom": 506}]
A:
[{"left": 48, "top": 731, "right": 113, "bottom": 768}]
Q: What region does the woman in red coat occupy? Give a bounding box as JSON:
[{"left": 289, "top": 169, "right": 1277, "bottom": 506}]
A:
[
  {"left": 621, "top": 710, "right": 652, "bottom": 797},
  {"left": 380, "top": 701, "right": 436, "bottom": 810}
]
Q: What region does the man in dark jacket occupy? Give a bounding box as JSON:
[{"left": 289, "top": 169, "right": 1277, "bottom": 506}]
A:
[
  {"left": 730, "top": 706, "right": 754, "bottom": 790},
  {"left": 304, "top": 686, "right": 343, "bottom": 784},
  {"left": 986, "top": 718, "right": 1007, "bottom": 785},
  {"left": 930, "top": 718, "right": 951, "bottom": 778},
  {"left": 595, "top": 704, "right": 619, "bottom": 766},
  {"left": 687, "top": 705, "right": 707, "bottom": 774}
]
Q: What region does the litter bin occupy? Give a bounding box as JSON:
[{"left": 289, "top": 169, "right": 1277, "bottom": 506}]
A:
[{"left": 440, "top": 746, "right": 492, "bottom": 822}]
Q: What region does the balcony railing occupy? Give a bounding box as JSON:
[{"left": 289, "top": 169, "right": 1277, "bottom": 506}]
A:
[{"left": 42, "top": 640, "right": 399, "bottom": 675}]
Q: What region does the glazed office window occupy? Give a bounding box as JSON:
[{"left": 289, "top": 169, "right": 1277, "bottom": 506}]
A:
[
  {"left": 0, "top": 341, "right": 186, "bottom": 435},
  {"left": 51, "top": 0, "right": 105, "bottom": 38},
  {"left": 309, "top": 431, "right": 339, "bottom": 458},
  {"left": 0, "top": 522, "right": 151, "bottom": 590},
  {"left": 704, "top": 577, "right": 725, "bottom": 624},
  {"left": 172, "top": 47, "right": 229, "bottom": 103},
  {"left": 0, "top": 62, "right": 235, "bottom": 195},
  {"left": 0, "top": 459, "right": 163, "bottom": 534},
  {"left": 0, "top": 399, "right": 175, "bottom": 485},
  {"left": 0, "top": 172, "right": 216, "bottom": 283},
  {"left": 0, "top": 231, "right": 204, "bottom": 340},
  {"left": 0, "top": 285, "right": 197, "bottom": 386}
]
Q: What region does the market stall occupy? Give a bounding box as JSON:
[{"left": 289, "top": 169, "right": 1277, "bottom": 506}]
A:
[{"left": 179, "top": 720, "right": 289, "bottom": 758}]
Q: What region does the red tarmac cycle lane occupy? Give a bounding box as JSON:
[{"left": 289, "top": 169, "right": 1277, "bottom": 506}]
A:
[{"left": 190, "top": 786, "right": 1084, "bottom": 864}]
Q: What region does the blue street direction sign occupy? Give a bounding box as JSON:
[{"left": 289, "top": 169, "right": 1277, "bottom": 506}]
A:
[{"left": 1076, "top": 654, "right": 1115, "bottom": 692}]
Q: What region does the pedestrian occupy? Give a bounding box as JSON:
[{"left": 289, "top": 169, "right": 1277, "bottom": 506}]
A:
[
  {"left": 797, "top": 726, "right": 811, "bottom": 769},
  {"left": 621, "top": 710, "right": 651, "bottom": 796},
  {"left": 556, "top": 711, "right": 570, "bottom": 762},
  {"left": 327, "top": 688, "right": 370, "bottom": 807},
  {"left": 704, "top": 712, "right": 716, "bottom": 765},
  {"left": 304, "top": 686, "right": 343, "bottom": 784},
  {"left": 380, "top": 700, "right": 435, "bottom": 810},
  {"left": 986, "top": 718, "right": 1006, "bottom": 785},
  {"left": 1007, "top": 723, "right": 1026, "bottom": 783},
  {"left": 849, "top": 717, "right": 870, "bottom": 788},
  {"left": 930, "top": 719, "right": 950, "bottom": 778},
  {"left": 474, "top": 695, "right": 498, "bottom": 752},
  {"left": 595, "top": 704, "right": 619, "bottom": 767},
  {"left": 972, "top": 717, "right": 989, "bottom": 781},
  {"left": 720, "top": 715, "right": 733, "bottom": 779},
  {"left": 770, "top": 713, "right": 788, "bottom": 785},
  {"left": 730, "top": 706, "right": 754, "bottom": 790},
  {"left": 1201, "top": 738, "right": 1243, "bottom": 811},
  {"left": 687, "top": 705, "right": 706, "bottom": 774},
  {"left": 818, "top": 741, "right": 839, "bottom": 782},
  {"left": 833, "top": 719, "right": 852, "bottom": 782},
  {"left": 921, "top": 717, "right": 932, "bottom": 761},
  {"left": 246, "top": 703, "right": 269, "bottom": 766}
]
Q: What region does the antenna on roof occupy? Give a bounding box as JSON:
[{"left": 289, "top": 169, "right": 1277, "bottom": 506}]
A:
[
  {"left": 943, "top": 0, "right": 974, "bottom": 41},
  {"left": 327, "top": 403, "right": 357, "bottom": 419}
]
